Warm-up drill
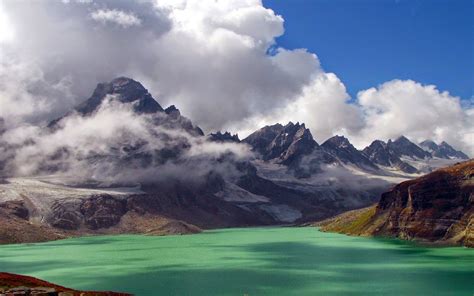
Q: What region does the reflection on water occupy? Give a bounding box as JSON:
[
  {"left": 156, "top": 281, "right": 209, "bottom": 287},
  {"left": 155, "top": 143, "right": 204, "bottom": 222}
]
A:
[{"left": 0, "top": 227, "right": 473, "bottom": 295}]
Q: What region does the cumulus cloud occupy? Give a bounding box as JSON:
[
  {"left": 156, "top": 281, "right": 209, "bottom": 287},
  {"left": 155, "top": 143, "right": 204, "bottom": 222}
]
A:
[
  {"left": 0, "top": 96, "right": 253, "bottom": 186},
  {"left": 0, "top": 0, "right": 472, "bottom": 160},
  {"left": 90, "top": 9, "right": 142, "bottom": 27},
  {"left": 0, "top": 0, "right": 318, "bottom": 133},
  {"left": 349, "top": 80, "right": 474, "bottom": 155},
  {"left": 231, "top": 72, "right": 364, "bottom": 142}
]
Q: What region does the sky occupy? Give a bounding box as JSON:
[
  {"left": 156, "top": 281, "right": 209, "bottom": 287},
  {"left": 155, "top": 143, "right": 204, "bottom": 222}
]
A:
[
  {"left": 264, "top": 0, "right": 473, "bottom": 101},
  {"left": 0, "top": 0, "right": 473, "bottom": 155}
]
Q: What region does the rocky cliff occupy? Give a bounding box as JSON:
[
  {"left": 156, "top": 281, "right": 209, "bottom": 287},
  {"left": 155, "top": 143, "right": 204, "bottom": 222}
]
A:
[{"left": 316, "top": 160, "right": 473, "bottom": 247}]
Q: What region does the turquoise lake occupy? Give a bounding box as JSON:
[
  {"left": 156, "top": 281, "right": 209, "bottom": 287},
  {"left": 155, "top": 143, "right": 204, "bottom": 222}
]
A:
[{"left": 0, "top": 227, "right": 473, "bottom": 295}]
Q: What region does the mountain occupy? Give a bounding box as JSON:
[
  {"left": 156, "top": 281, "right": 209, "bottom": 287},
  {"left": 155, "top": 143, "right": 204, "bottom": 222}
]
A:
[
  {"left": 321, "top": 135, "right": 378, "bottom": 171},
  {"left": 243, "top": 122, "right": 317, "bottom": 166},
  {"left": 208, "top": 131, "right": 240, "bottom": 143},
  {"left": 420, "top": 140, "right": 469, "bottom": 159},
  {"left": 1, "top": 77, "right": 470, "bottom": 245},
  {"left": 316, "top": 160, "right": 474, "bottom": 247},
  {"left": 77, "top": 77, "right": 164, "bottom": 115},
  {"left": 389, "top": 136, "right": 431, "bottom": 159},
  {"left": 1, "top": 78, "right": 387, "bottom": 244},
  {"left": 362, "top": 139, "right": 418, "bottom": 173}
]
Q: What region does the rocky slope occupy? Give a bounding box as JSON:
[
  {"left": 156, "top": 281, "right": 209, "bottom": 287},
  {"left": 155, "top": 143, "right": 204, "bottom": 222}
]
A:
[
  {"left": 321, "top": 135, "right": 378, "bottom": 171},
  {"left": 316, "top": 160, "right": 473, "bottom": 247},
  {"left": 420, "top": 140, "right": 469, "bottom": 159},
  {"left": 243, "top": 122, "right": 317, "bottom": 166},
  {"left": 0, "top": 272, "right": 130, "bottom": 295}
]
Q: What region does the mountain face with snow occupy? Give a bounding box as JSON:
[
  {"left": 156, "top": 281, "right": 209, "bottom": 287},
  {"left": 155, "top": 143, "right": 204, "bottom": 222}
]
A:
[
  {"left": 362, "top": 139, "right": 418, "bottom": 173},
  {"left": 420, "top": 140, "right": 469, "bottom": 159},
  {"left": 243, "top": 122, "right": 317, "bottom": 166},
  {"left": 0, "top": 77, "right": 470, "bottom": 244},
  {"left": 321, "top": 136, "right": 378, "bottom": 171}
]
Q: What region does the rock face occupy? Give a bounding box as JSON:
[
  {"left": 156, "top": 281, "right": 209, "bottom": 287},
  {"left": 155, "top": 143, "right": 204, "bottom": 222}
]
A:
[
  {"left": 420, "top": 140, "right": 469, "bottom": 159},
  {"left": 317, "top": 160, "right": 474, "bottom": 247},
  {"left": 389, "top": 136, "right": 432, "bottom": 159},
  {"left": 243, "top": 122, "right": 317, "bottom": 165},
  {"left": 362, "top": 138, "right": 418, "bottom": 173},
  {"left": 321, "top": 135, "right": 378, "bottom": 171},
  {"left": 77, "top": 77, "right": 164, "bottom": 115},
  {"left": 0, "top": 272, "right": 130, "bottom": 295},
  {"left": 208, "top": 131, "right": 240, "bottom": 143}
]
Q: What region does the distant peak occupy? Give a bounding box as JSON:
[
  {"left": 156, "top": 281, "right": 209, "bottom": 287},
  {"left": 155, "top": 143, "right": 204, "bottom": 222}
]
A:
[
  {"left": 439, "top": 141, "right": 450, "bottom": 147},
  {"left": 209, "top": 131, "right": 240, "bottom": 143},
  {"left": 322, "top": 135, "right": 351, "bottom": 148},
  {"left": 165, "top": 105, "right": 180, "bottom": 114},
  {"left": 76, "top": 77, "right": 164, "bottom": 116},
  {"left": 394, "top": 135, "right": 410, "bottom": 143},
  {"left": 420, "top": 139, "right": 437, "bottom": 145}
]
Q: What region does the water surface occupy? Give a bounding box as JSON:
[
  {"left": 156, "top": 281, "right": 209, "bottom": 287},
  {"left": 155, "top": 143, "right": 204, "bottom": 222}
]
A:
[{"left": 0, "top": 227, "right": 472, "bottom": 295}]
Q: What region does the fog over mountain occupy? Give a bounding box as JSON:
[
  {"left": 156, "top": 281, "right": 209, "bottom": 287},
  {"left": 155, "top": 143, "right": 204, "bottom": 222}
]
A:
[
  {"left": 0, "top": 76, "right": 470, "bottom": 243},
  {"left": 0, "top": 0, "right": 472, "bottom": 156}
]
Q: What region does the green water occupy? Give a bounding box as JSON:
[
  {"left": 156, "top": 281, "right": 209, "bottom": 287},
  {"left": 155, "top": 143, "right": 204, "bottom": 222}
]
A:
[{"left": 0, "top": 227, "right": 472, "bottom": 295}]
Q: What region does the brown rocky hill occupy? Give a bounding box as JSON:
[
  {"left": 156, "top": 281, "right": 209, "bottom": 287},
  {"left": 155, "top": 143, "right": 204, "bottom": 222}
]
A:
[
  {"left": 0, "top": 272, "right": 130, "bottom": 295},
  {"left": 316, "top": 160, "right": 473, "bottom": 247}
]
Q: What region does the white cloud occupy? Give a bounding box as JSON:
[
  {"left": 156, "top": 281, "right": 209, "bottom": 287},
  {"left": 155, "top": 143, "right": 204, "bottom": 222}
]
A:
[
  {"left": 348, "top": 80, "right": 473, "bottom": 155},
  {"left": 231, "top": 72, "right": 363, "bottom": 142},
  {"left": 0, "top": 0, "right": 471, "bottom": 159},
  {"left": 1, "top": 97, "right": 253, "bottom": 185},
  {"left": 0, "top": 2, "right": 15, "bottom": 43},
  {"left": 90, "top": 9, "right": 142, "bottom": 28}
]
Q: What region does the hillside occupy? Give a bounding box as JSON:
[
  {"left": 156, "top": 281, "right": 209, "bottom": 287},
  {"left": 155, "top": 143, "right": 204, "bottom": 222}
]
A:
[
  {"left": 315, "top": 160, "right": 473, "bottom": 247},
  {"left": 0, "top": 272, "right": 130, "bottom": 295}
]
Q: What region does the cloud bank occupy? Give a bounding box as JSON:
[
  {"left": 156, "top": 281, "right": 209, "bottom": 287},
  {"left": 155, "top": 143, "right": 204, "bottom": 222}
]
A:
[{"left": 0, "top": 0, "right": 472, "bottom": 156}]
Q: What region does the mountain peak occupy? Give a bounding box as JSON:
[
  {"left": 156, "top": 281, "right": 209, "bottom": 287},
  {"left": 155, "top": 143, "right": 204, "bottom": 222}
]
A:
[
  {"left": 394, "top": 135, "right": 410, "bottom": 143},
  {"left": 243, "top": 122, "right": 317, "bottom": 164},
  {"left": 323, "top": 135, "right": 350, "bottom": 147},
  {"left": 77, "top": 77, "right": 164, "bottom": 115},
  {"left": 208, "top": 131, "right": 240, "bottom": 143}
]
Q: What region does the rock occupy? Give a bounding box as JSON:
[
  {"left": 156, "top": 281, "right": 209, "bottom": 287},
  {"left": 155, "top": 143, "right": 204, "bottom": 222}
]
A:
[
  {"left": 318, "top": 160, "right": 474, "bottom": 247},
  {"left": 0, "top": 200, "right": 29, "bottom": 220},
  {"left": 208, "top": 131, "right": 240, "bottom": 143},
  {"left": 420, "top": 140, "right": 469, "bottom": 159},
  {"left": 80, "top": 195, "right": 127, "bottom": 230},
  {"left": 76, "top": 77, "right": 164, "bottom": 115},
  {"left": 389, "top": 136, "right": 431, "bottom": 159},
  {"left": 243, "top": 122, "right": 317, "bottom": 165},
  {"left": 321, "top": 135, "right": 378, "bottom": 171},
  {"left": 0, "top": 272, "right": 130, "bottom": 295},
  {"left": 363, "top": 139, "right": 418, "bottom": 173}
]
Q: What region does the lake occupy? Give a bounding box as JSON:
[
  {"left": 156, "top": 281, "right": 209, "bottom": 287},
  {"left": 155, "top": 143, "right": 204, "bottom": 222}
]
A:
[{"left": 0, "top": 227, "right": 472, "bottom": 295}]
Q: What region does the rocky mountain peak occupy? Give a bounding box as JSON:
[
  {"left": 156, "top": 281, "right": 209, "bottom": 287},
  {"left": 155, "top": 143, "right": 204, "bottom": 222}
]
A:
[
  {"left": 323, "top": 135, "right": 351, "bottom": 148},
  {"left": 389, "top": 135, "right": 431, "bottom": 159},
  {"left": 76, "top": 77, "right": 164, "bottom": 116},
  {"left": 419, "top": 139, "right": 469, "bottom": 160},
  {"left": 362, "top": 139, "right": 417, "bottom": 173},
  {"left": 393, "top": 135, "right": 410, "bottom": 144},
  {"left": 322, "top": 136, "right": 378, "bottom": 170},
  {"left": 419, "top": 140, "right": 438, "bottom": 152},
  {"left": 164, "top": 105, "right": 181, "bottom": 119},
  {"left": 208, "top": 131, "right": 240, "bottom": 143},
  {"left": 243, "top": 122, "right": 317, "bottom": 165}
]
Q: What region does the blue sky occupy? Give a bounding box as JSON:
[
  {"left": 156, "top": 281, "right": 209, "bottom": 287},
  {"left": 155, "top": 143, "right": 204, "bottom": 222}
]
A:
[{"left": 264, "top": 0, "right": 473, "bottom": 101}]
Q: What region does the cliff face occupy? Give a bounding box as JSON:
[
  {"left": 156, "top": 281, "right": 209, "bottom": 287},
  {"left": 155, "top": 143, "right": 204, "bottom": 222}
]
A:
[{"left": 318, "top": 160, "right": 473, "bottom": 247}]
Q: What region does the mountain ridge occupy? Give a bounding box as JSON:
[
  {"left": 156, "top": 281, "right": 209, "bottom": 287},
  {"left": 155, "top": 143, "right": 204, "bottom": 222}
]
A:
[{"left": 0, "top": 77, "right": 470, "bottom": 245}]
